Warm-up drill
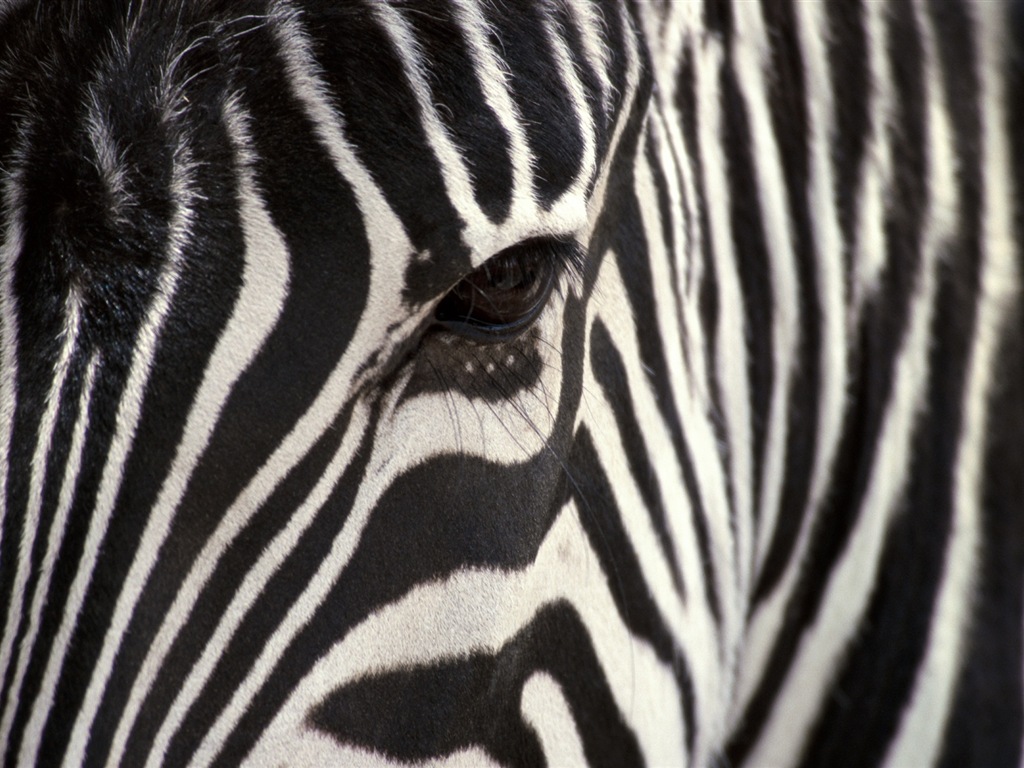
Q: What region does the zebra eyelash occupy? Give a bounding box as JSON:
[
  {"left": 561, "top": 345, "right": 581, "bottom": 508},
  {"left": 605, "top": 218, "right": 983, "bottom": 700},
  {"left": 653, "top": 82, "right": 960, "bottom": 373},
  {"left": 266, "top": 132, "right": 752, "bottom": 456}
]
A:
[
  {"left": 500, "top": 234, "right": 589, "bottom": 303},
  {"left": 546, "top": 237, "right": 589, "bottom": 297}
]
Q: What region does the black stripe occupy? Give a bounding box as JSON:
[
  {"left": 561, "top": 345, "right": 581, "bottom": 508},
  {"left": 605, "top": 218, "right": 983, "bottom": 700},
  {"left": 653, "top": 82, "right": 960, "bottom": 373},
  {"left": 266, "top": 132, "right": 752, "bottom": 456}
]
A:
[
  {"left": 825, "top": 0, "right": 869, "bottom": 293},
  {"left": 938, "top": 1, "right": 1024, "bottom": 762},
  {"left": 729, "top": 0, "right": 929, "bottom": 759},
  {"left": 203, "top": 444, "right": 568, "bottom": 764},
  {"left": 643, "top": 122, "right": 679, "bottom": 302},
  {"left": 479, "top": 1, "right": 584, "bottom": 208},
  {"left": 396, "top": 3, "right": 513, "bottom": 225},
  {"left": 673, "top": 44, "right": 734, "bottom": 544},
  {"left": 938, "top": 311, "right": 1024, "bottom": 768},
  {"left": 800, "top": 242, "right": 977, "bottom": 767},
  {"left": 590, "top": 320, "right": 686, "bottom": 598},
  {"left": 654, "top": 109, "right": 702, "bottom": 385},
  {"left": 752, "top": 0, "right": 820, "bottom": 606},
  {"left": 720, "top": 60, "right": 773, "bottom": 529},
  {"left": 294, "top": 0, "right": 472, "bottom": 306},
  {"left": 569, "top": 427, "right": 694, "bottom": 757},
  {"left": 118, "top": 400, "right": 354, "bottom": 767},
  {"left": 602, "top": 1, "right": 637, "bottom": 147},
  {"left": 553, "top": 1, "right": 617, "bottom": 180},
  {"left": 3, "top": 11, "right": 190, "bottom": 753},
  {"left": 704, "top": 0, "right": 733, "bottom": 38},
  {"left": 308, "top": 601, "right": 643, "bottom": 768}
]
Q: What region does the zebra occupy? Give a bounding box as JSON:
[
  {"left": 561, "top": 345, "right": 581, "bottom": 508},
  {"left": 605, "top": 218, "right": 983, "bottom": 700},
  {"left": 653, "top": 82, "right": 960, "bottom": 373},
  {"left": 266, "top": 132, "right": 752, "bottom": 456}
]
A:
[{"left": 0, "top": 0, "right": 1021, "bottom": 765}]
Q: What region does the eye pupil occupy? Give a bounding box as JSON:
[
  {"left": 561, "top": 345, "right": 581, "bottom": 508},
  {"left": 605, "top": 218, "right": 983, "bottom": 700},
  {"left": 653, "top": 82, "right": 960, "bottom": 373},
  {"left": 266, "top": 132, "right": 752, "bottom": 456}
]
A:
[{"left": 435, "top": 241, "right": 557, "bottom": 340}]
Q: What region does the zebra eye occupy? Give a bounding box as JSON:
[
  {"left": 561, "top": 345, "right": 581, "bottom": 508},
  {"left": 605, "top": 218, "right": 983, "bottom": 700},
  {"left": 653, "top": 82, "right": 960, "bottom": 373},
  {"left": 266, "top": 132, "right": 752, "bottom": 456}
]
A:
[{"left": 434, "top": 241, "right": 557, "bottom": 341}]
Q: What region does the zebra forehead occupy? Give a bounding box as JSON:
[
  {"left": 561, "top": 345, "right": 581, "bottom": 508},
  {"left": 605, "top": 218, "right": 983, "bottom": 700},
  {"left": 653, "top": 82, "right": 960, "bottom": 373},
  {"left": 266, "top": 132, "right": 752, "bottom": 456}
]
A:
[{"left": 0, "top": 1, "right": 629, "bottom": 291}]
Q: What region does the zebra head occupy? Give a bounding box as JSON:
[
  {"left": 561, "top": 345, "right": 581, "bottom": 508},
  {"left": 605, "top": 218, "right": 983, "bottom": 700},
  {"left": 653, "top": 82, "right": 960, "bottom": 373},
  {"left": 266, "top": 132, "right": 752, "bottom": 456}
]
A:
[
  {"left": 0, "top": 2, "right": 699, "bottom": 764},
  {"left": 1, "top": 1, "right": 1022, "bottom": 767}
]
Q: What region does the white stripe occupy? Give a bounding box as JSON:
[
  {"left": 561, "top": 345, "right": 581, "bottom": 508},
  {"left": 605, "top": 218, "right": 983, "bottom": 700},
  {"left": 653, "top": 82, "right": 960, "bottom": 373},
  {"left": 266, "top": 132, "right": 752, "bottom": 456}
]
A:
[
  {"left": 0, "top": 356, "right": 98, "bottom": 750},
  {"left": 586, "top": 246, "right": 729, "bottom": 764},
  {"left": 636, "top": 0, "right": 701, "bottom": 98},
  {"left": 82, "top": 94, "right": 290, "bottom": 766},
  {"left": 521, "top": 673, "right": 589, "bottom": 767},
  {"left": 792, "top": 0, "right": 849, "bottom": 595},
  {"left": 584, "top": 3, "right": 641, "bottom": 240},
  {"left": 0, "top": 292, "right": 81, "bottom": 747},
  {"left": 18, "top": 132, "right": 196, "bottom": 767},
  {"left": 738, "top": 0, "right": 850, "bottom": 717},
  {"left": 693, "top": 29, "right": 754, "bottom": 610},
  {"left": 449, "top": 0, "right": 537, "bottom": 224},
  {"left": 243, "top": 732, "right": 500, "bottom": 768},
  {"left": 566, "top": 0, "right": 615, "bottom": 114},
  {"left": 884, "top": 2, "right": 1019, "bottom": 763},
  {"left": 0, "top": 161, "right": 26, "bottom": 707},
  {"left": 851, "top": 0, "right": 897, "bottom": 322},
  {"left": 731, "top": 0, "right": 801, "bottom": 583},
  {"left": 647, "top": 50, "right": 710, "bottom": 390},
  {"left": 85, "top": 85, "right": 132, "bottom": 216},
  {"left": 542, "top": 11, "right": 599, "bottom": 206},
  {"left": 748, "top": 3, "right": 955, "bottom": 762}
]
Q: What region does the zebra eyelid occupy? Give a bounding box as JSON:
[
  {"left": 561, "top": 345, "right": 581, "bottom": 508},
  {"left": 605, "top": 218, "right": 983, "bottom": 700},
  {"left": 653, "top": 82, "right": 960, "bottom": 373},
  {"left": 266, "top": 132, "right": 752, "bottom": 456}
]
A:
[{"left": 432, "top": 237, "right": 584, "bottom": 342}]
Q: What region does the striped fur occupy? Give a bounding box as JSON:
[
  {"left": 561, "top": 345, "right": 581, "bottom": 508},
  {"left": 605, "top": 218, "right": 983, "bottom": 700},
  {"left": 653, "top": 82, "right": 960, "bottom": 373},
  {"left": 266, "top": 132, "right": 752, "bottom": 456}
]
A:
[{"left": 0, "top": 0, "right": 1021, "bottom": 765}]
